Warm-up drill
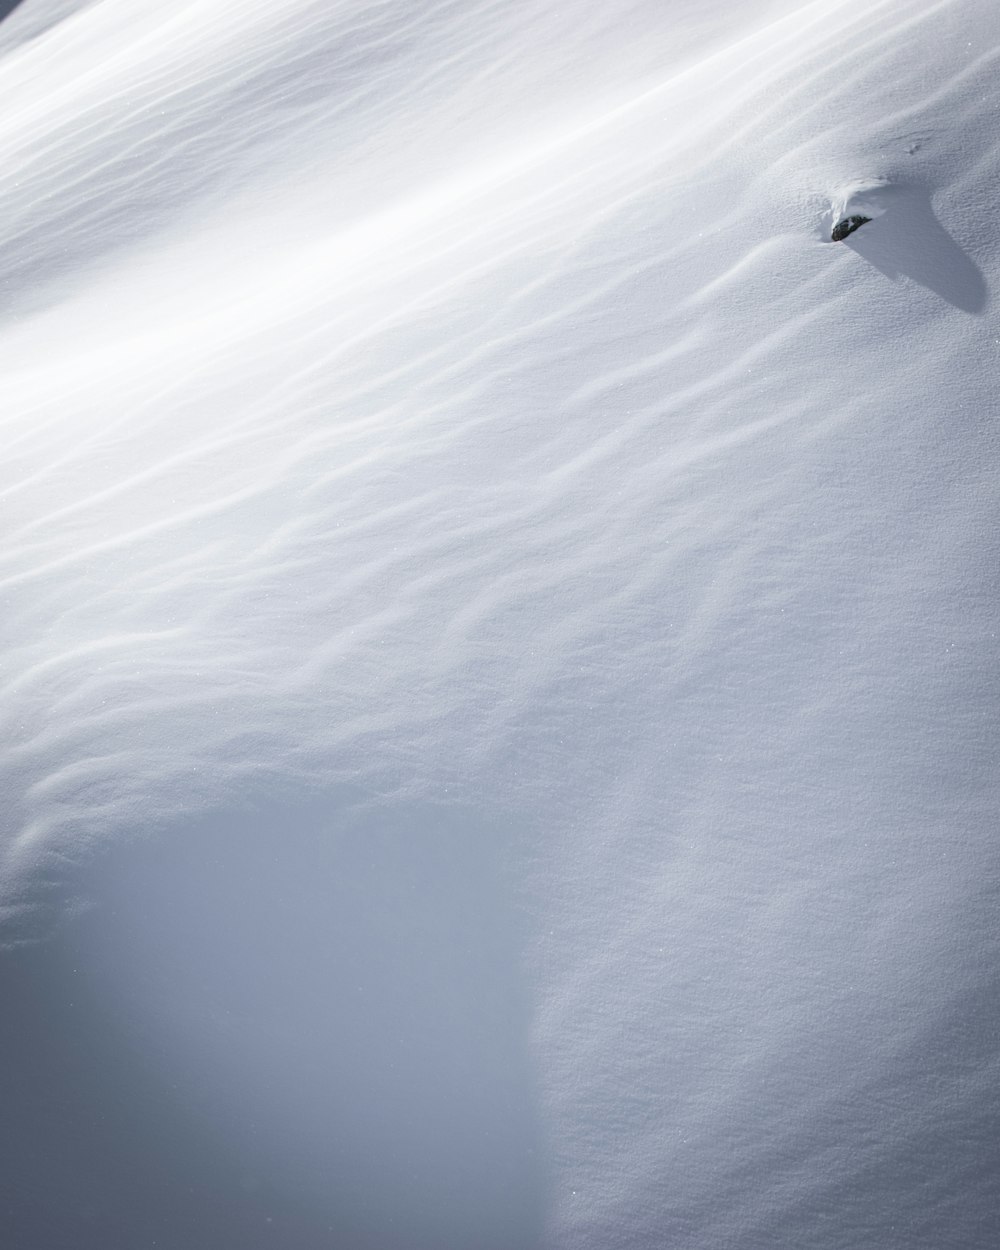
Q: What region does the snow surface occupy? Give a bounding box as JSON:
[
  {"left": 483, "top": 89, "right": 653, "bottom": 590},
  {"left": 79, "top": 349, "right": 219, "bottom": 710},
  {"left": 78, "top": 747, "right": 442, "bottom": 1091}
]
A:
[{"left": 1, "top": 0, "right": 998, "bottom": 1246}]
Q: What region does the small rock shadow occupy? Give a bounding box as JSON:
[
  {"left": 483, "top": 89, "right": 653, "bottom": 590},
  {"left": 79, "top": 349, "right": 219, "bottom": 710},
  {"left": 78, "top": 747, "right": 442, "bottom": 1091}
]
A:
[
  {"left": 0, "top": 1, "right": 27, "bottom": 23},
  {"left": 843, "top": 185, "right": 987, "bottom": 314}
]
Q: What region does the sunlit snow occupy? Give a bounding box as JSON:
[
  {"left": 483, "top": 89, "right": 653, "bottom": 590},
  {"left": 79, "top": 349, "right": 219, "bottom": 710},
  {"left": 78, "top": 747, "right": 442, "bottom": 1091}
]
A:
[{"left": 1, "top": 1, "right": 998, "bottom": 1247}]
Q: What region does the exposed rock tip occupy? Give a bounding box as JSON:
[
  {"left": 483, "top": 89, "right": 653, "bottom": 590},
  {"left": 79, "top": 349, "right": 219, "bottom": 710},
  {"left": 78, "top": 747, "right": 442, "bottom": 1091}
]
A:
[{"left": 831, "top": 215, "right": 871, "bottom": 242}]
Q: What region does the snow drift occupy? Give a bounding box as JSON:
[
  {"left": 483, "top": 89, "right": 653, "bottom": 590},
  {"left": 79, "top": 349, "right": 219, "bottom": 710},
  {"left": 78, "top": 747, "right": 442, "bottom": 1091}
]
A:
[{"left": 0, "top": 0, "right": 997, "bottom": 1247}]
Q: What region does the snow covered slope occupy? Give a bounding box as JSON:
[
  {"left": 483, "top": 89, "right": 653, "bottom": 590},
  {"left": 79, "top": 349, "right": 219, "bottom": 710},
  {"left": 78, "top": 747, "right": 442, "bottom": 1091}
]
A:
[{"left": 1, "top": 0, "right": 998, "bottom": 1247}]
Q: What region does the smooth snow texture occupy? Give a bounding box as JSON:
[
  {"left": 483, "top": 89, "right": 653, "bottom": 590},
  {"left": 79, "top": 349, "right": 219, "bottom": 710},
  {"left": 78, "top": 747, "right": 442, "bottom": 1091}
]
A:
[{"left": 1, "top": 0, "right": 998, "bottom": 1247}]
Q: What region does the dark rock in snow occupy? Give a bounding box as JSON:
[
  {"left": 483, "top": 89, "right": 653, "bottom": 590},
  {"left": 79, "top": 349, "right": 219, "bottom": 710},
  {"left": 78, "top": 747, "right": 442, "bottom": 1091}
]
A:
[{"left": 831, "top": 214, "right": 871, "bottom": 241}]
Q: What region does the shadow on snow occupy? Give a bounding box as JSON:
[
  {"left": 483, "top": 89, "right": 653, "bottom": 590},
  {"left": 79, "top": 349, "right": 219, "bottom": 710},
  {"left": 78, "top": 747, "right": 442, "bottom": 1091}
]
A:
[
  {"left": 0, "top": 799, "right": 548, "bottom": 1250},
  {"left": 845, "top": 184, "right": 988, "bottom": 314}
]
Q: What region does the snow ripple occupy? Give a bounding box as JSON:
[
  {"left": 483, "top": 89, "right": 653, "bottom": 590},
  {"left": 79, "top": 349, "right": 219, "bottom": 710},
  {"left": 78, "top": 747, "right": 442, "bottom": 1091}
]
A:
[{"left": 1, "top": 0, "right": 998, "bottom": 1246}]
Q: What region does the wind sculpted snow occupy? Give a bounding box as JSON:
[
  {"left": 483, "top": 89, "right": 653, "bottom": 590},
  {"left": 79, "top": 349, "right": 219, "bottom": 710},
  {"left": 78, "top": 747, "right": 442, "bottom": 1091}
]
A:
[{"left": 1, "top": 0, "right": 998, "bottom": 1247}]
